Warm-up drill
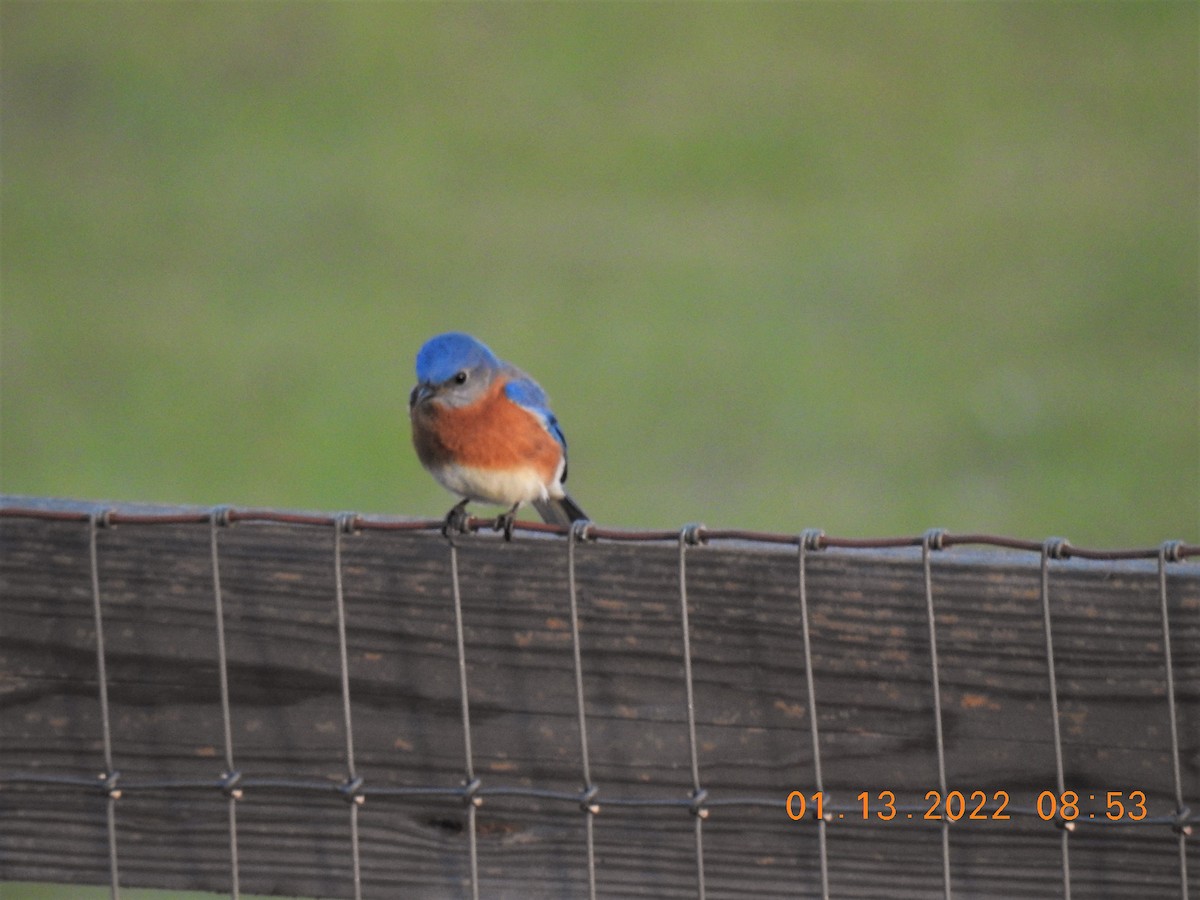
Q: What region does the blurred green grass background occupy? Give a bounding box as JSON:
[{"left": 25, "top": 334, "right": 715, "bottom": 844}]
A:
[
  {"left": 2, "top": 4, "right": 1197, "bottom": 547},
  {"left": 0, "top": 3, "right": 1197, "bottom": 898}
]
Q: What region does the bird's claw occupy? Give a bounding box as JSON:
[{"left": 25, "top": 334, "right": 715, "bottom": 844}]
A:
[
  {"left": 493, "top": 505, "right": 519, "bottom": 541},
  {"left": 442, "top": 501, "right": 471, "bottom": 541}
]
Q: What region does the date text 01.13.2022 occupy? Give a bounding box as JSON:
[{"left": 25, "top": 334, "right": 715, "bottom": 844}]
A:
[{"left": 786, "top": 790, "right": 1149, "bottom": 823}]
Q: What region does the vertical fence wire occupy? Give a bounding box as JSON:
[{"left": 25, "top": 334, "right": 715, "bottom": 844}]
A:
[
  {"left": 678, "top": 525, "right": 707, "bottom": 900},
  {"left": 797, "top": 530, "right": 831, "bottom": 900},
  {"left": 1157, "top": 542, "right": 1190, "bottom": 900},
  {"left": 921, "top": 531, "right": 952, "bottom": 899},
  {"left": 333, "top": 515, "right": 363, "bottom": 900},
  {"left": 568, "top": 522, "right": 599, "bottom": 900},
  {"left": 209, "top": 509, "right": 240, "bottom": 899},
  {"left": 88, "top": 511, "right": 121, "bottom": 900},
  {"left": 1040, "top": 539, "right": 1071, "bottom": 900},
  {"left": 448, "top": 539, "right": 481, "bottom": 900}
]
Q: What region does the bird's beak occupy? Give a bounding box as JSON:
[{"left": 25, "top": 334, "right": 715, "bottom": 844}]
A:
[{"left": 410, "top": 382, "right": 435, "bottom": 408}]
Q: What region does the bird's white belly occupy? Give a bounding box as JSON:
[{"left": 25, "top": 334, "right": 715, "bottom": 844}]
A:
[{"left": 430, "top": 463, "right": 555, "bottom": 507}]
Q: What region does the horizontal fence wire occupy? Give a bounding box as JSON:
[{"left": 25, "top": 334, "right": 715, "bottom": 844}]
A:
[
  {"left": 4, "top": 505, "right": 1196, "bottom": 561},
  {"left": 1, "top": 500, "right": 1197, "bottom": 900}
]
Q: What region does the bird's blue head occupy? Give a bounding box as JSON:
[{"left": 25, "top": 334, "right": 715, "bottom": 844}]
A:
[{"left": 411, "top": 332, "right": 501, "bottom": 409}]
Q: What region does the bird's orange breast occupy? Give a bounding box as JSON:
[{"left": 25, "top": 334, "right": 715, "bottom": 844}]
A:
[{"left": 411, "top": 378, "right": 562, "bottom": 483}]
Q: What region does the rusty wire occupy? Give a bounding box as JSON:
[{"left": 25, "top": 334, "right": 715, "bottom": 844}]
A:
[{"left": 4, "top": 505, "right": 1196, "bottom": 560}]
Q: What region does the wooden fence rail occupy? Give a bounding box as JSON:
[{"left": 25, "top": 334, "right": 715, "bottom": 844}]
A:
[{"left": 1, "top": 496, "right": 1197, "bottom": 898}]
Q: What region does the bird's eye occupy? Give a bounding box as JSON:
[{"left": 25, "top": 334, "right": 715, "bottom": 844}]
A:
[{"left": 453, "top": 371, "right": 468, "bottom": 385}]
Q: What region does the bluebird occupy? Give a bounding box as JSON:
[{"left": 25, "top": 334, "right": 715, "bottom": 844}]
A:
[{"left": 409, "top": 332, "right": 588, "bottom": 538}]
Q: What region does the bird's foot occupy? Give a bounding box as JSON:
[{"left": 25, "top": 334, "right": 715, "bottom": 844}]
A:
[
  {"left": 442, "top": 499, "right": 472, "bottom": 541},
  {"left": 493, "top": 504, "right": 520, "bottom": 541}
]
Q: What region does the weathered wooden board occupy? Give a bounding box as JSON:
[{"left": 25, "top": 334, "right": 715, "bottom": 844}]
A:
[{"left": 1, "top": 497, "right": 1197, "bottom": 898}]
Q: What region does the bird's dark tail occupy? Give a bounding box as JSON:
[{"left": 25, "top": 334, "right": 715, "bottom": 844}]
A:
[{"left": 533, "top": 494, "right": 589, "bottom": 526}]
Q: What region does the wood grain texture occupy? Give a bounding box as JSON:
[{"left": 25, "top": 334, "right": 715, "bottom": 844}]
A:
[{"left": 1, "top": 498, "right": 1197, "bottom": 898}]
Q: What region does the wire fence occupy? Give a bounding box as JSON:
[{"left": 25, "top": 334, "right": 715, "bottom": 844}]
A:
[{"left": 1, "top": 497, "right": 1197, "bottom": 899}]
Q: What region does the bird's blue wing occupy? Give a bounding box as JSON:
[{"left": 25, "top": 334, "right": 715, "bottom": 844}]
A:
[{"left": 504, "top": 377, "right": 567, "bottom": 451}]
